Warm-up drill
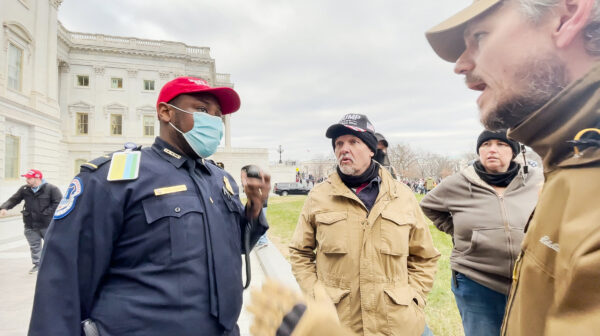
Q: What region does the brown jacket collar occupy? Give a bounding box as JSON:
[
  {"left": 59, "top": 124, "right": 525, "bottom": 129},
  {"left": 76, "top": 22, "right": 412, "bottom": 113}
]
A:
[{"left": 508, "top": 64, "right": 600, "bottom": 172}]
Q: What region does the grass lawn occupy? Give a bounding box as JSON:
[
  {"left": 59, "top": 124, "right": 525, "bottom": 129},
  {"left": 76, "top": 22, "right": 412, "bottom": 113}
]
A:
[{"left": 265, "top": 194, "right": 464, "bottom": 336}]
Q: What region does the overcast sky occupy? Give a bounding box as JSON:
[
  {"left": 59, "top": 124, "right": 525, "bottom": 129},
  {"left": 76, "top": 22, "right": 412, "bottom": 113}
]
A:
[{"left": 58, "top": 0, "right": 484, "bottom": 162}]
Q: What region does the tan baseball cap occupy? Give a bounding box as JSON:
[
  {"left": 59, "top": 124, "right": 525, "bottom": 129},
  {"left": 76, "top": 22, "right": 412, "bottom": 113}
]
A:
[{"left": 426, "top": 0, "right": 502, "bottom": 62}]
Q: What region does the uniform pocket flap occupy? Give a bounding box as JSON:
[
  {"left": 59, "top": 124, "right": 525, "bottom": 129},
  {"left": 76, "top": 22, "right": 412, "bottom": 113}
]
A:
[
  {"left": 143, "top": 194, "right": 203, "bottom": 223},
  {"left": 315, "top": 211, "right": 347, "bottom": 225},
  {"left": 384, "top": 287, "right": 413, "bottom": 306},
  {"left": 324, "top": 285, "right": 350, "bottom": 304},
  {"left": 381, "top": 210, "right": 414, "bottom": 226}
]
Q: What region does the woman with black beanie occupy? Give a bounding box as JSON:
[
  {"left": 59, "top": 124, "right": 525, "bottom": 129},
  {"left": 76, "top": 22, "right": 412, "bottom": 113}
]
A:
[{"left": 420, "top": 129, "right": 543, "bottom": 336}]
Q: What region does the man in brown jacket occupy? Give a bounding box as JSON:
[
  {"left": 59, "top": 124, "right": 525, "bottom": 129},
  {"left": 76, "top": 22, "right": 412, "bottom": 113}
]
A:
[
  {"left": 425, "top": 0, "right": 600, "bottom": 334},
  {"left": 289, "top": 114, "right": 440, "bottom": 336}
]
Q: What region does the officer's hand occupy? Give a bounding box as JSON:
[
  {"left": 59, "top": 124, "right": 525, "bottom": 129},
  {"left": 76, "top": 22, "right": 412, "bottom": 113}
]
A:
[
  {"left": 0, "top": 209, "right": 7, "bottom": 217},
  {"left": 241, "top": 167, "right": 271, "bottom": 219}
]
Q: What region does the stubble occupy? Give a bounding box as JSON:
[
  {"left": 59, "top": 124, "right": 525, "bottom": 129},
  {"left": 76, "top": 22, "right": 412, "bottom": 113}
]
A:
[{"left": 482, "top": 54, "right": 569, "bottom": 130}]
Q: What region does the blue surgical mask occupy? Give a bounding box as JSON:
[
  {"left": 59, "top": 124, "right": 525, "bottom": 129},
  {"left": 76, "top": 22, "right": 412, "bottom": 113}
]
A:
[{"left": 168, "top": 104, "right": 224, "bottom": 158}]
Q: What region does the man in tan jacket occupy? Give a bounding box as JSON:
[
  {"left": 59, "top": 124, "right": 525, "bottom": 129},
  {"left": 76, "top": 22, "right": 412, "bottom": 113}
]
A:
[
  {"left": 425, "top": 0, "right": 600, "bottom": 335},
  {"left": 289, "top": 114, "right": 440, "bottom": 336}
]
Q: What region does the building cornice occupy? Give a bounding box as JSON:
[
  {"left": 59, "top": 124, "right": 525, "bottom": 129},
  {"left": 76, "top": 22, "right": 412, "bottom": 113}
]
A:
[
  {"left": 0, "top": 96, "right": 61, "bottom": 125},
  {"left": 57, "top": 21, "right": 213, "bottom": 63},
  {"left": 50, "top": 0, "right": 63, "bottom": 9}
]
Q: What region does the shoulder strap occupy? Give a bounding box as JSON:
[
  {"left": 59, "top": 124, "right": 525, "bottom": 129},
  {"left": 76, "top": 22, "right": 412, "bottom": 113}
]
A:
[{"left": 80, "top": 152, "right": 119, "bottom": 172}]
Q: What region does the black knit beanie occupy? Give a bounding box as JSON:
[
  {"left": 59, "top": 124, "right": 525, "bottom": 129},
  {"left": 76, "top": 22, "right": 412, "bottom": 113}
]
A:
[{"left": 476, "top": 129, "right": 520, "bottom": 158}]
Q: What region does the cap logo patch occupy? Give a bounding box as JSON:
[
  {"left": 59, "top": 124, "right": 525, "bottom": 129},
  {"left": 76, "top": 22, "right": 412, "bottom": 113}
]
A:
[
  {"left": 366, "top": 122, "right": 375, "bottom": 132},
  {"left": 188, "top": 78, "right": 208, "bottom": 86},
  {"left": 341, "top": 114, "right": 361, "bottom": 121},
  {"left": 54, "top": 177, "right": 84, "bottom": 219}
]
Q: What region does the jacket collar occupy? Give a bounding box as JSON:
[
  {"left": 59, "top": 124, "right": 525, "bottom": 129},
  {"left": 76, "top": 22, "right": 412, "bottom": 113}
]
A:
[
  {"left": 508, "top": 64, "right": 600, "bottom": 172},
  {"left": 327, "top": 166, "right": 397, "bottom": 201}
]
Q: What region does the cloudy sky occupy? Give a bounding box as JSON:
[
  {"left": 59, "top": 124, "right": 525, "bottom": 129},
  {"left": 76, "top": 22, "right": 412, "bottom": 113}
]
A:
[{"left": 58, "top": 0, "right": 484, "bottom": 162}]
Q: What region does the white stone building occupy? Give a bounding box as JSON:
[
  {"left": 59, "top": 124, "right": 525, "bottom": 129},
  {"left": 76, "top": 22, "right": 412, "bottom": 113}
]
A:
[{"left": 0, "top": 0, "right": 267, "bottom": 202}]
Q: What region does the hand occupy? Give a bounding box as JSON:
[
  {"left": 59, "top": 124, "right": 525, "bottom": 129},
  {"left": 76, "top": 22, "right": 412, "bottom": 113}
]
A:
[
  {"left": 241, "top": 167, "right": 271, "bottom": 219},
  {"left": 0, "top": 209, "right": 7, "bottom": 217},
  {"left": 247, "top": 279, "right": 304, "bottom": 336},
  {"left": 247, "top": 279, "right": 342, "bottom": 336}
]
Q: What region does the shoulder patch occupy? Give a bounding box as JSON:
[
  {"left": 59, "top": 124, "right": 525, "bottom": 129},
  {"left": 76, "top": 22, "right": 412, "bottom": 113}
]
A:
[
  {"left": 54, "top": 177, "right": 84, "bottom": 219},
  {"left": 107, "top": 151, "right": 141, "bottom": 181}
]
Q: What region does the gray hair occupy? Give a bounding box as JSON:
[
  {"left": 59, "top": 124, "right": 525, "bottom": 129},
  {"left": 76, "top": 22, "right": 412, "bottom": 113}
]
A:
[{"left": 517, "top": 0, "right": 600, "bottom": 54}]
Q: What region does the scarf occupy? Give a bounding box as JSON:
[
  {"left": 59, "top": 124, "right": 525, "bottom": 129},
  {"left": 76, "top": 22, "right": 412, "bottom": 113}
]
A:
[
  {"left": 337, "top": 160, "right": 379, "bottom": 188},
  {"left": 473, "top": 161, "right": 520, "bottom": 187}
]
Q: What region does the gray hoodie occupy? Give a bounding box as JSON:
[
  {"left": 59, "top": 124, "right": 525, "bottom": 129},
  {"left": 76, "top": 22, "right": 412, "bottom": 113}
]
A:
[{"left": 420, "top": 164, "right": 543, "bottom": 295}]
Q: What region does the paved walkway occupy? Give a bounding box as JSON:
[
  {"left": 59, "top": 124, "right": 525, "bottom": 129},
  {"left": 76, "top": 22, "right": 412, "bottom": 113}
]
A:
[
  {"left": 0, "top": 216, "right": 36, "bottom": 336},
  {"left": 0, "top": 216, "right": 296, "bottom": 336}
]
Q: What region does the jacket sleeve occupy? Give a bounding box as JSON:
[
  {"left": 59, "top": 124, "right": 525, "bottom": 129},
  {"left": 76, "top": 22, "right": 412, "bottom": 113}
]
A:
[
  {"left": 28, "top": 174, "right": 123, "bottom": 336},
  {"left": 545, "top": 203, "right": 600, "bottom": 335},
  {"left": 289, "top": 196, "right": 320, "bottom": 297},
  {"left": 408, "top": 196, "right": 441, "bottom": 306},
  {"left": 419, "top": 181, "right": 454, "bottom": 235},
  {"left": 0, "top": 187, "right": 24, "bottom": 210},
  {"left": 41, "top": 185, "right": 63, "bottom": 216},
  {"left": 242, "top": 208, "right": 269, "bottom": 253},
  {"left": 227, "top": 171, "right": 269, "bottom": 254}
]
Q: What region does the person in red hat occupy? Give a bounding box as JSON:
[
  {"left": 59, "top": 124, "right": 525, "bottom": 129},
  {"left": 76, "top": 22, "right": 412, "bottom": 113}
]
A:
[
  {"left": 29, "top": 77, "right": 270, "bottom": 336},
  {"left": 0, "top": 169, "right": 62, "bottom": 274}
]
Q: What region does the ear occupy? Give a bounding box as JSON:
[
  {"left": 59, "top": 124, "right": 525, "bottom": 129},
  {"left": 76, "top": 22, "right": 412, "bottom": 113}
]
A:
[
  {"left": 554, "top": 0, "right": 595, "bottom": 48},
  {"left": 157, "top": 102, "right": 172, "bottom": 123}
]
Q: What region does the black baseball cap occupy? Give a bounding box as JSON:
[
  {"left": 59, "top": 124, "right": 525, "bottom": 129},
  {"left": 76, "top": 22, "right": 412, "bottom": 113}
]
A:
[{"left": 326, "top": 114, "right": 378, "bottom": 153}]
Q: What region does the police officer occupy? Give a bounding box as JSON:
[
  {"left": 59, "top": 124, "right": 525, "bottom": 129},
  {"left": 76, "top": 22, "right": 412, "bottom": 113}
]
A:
[{"left": 28, "top": 77, "right": 270, "bottom": 336}]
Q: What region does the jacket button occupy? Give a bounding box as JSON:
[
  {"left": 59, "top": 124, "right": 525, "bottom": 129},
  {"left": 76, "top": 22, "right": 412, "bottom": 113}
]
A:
[{"left": 174, "top": 207, "right": 181, "bottom": 213}]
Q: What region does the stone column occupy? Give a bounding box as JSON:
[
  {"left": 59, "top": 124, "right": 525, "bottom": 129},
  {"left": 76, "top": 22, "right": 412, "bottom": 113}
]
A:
[{"left": 224, "top": 114, "right": 231, "bottom": 149}]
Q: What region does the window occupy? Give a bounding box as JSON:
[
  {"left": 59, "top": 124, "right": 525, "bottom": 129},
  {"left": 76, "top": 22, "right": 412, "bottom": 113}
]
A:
[
  {"left": 77, "top": 75, "right": 89, "bottom": 87},
  {"left": 7, "top": 43, "right": 23, "bottom": 91},
  {"left": 74, "top": 159, "right": 87, "bottom": 175},
  {"left": 143, "top": 115, "right": 155, "bottom": 136},
  {"left": 5, "top": 135, "right": 20, "bottom": 179},
  {"left": 110, "top": 114, "right": 122, "bottom": 135},
  {"left": 111, "top": 77, "right": 123, "bottom": 89},
  {"left": 143, "top": 80, "right": 155, "bottom": 91},
  {"left": 76, "top": 113, "right": 88, "bottom": 134}
]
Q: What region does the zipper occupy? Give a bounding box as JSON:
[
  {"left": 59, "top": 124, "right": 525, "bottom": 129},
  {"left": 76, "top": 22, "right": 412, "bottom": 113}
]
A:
[{"left": 497, "top": 194, "right": 514, "bottom": 278}]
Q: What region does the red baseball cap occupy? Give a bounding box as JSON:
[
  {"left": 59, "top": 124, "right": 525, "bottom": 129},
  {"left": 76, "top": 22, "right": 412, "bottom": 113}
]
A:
[
  {"left": 22, "top": 169, "right": 43, "bottom": 179},
  {"left": 156, "top": 77, "right": 241, "bottom": 114}
]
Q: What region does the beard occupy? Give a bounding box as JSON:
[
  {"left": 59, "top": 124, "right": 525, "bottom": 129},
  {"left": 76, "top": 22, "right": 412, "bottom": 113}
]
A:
[
  {"left": 481, "top": 55, "right": 569, "bottom": 130},
  {"left": 337, "top": 155, "right": 359, "bottom": 175}
]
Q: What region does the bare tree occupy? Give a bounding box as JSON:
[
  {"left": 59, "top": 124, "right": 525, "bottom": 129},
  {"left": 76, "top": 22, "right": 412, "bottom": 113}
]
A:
[
  {"left": 414, "top": 152, "right": 459, "bottom": 179},
  {"left": 387, "top": 143, "right": 418, "bottom": 177}
]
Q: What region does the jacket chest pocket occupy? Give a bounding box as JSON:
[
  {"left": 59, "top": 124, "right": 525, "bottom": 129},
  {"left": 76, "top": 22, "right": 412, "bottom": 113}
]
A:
[
  {"left": 315, "top": 211, "right": 348, "bottom": 254},
  {"left": 220, "top": 191, "right": 243, "bottom": 251},
  {"left": 36, "top": 195, "right": 51, "bottom": 209},
  {"left": 142, "top": 194, "right": 206, "bottom": 265},
  {"left": 379, "top": 210, "right": 413, "bottom": 256}
]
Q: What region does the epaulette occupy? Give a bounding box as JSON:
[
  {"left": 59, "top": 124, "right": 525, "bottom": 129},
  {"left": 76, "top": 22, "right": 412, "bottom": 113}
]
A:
[
  {"left": 80, "top": 152, "right": 119, "bottom": 172},
  {"left": 208, "top": 160, "right": 226, "bottom": 170}
]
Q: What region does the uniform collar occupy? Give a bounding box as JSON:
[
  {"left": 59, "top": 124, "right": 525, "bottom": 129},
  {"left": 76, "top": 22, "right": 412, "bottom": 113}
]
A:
[
  {"left": 508, "top": 63, "right": 600, "bottom": 172},
  {"left": 152, "top": 137, "right": 187, "bottom": 168},
  {"left": 152, "top": 138, "right": 213, "bottom": 175}
]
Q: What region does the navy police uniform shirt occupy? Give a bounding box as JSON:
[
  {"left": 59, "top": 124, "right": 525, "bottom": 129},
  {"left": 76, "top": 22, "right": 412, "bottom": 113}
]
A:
[{"left": 28, "top": 137, "right": 268, "bottom": 336}]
